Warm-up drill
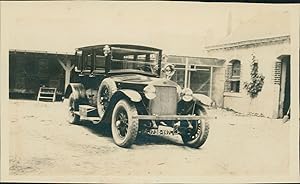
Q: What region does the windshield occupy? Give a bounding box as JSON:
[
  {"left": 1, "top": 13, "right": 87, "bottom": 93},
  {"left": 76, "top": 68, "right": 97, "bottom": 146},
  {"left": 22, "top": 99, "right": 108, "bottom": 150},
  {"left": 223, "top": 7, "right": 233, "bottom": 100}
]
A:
[{"left": 110, "top": 47, "right": 160, "bottom": 76}]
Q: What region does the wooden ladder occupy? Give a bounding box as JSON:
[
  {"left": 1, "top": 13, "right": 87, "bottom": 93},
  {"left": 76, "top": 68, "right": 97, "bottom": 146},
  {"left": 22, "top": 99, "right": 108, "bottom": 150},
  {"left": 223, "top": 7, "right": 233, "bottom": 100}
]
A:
[{"left": 37, "top": 87, "right": 57, "bottom": 102}]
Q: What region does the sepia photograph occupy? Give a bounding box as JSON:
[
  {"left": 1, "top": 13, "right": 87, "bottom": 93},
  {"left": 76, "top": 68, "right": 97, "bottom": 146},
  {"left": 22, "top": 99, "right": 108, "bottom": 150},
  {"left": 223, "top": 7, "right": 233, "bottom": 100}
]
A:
[{"left": 0, "top": 1, "right": 299, "bottom": 183}]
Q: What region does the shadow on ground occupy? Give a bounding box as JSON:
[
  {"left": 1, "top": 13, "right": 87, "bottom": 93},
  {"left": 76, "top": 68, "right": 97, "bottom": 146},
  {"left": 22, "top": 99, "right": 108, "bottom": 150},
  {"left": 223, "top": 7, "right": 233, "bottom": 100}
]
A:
[
  {"left": 76, "top": 120, "right": 183, "bottom": 147},
  {"left": 75, "top": 120, "right": 112, "bottom": 137},
  {"left": 135, "top": 134, "right": 183, "bottom": 146}
]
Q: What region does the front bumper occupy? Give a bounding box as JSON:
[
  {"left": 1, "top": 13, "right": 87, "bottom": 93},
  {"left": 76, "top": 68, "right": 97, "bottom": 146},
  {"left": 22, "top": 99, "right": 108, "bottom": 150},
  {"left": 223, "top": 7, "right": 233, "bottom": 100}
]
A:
[{"left": 132, "top": 115, "right": 216, "bottom": 121}]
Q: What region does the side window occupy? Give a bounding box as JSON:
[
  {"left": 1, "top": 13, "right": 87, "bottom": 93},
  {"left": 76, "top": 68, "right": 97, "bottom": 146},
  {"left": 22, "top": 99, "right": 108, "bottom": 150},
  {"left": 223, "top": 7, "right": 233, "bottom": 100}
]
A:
[
  {"left": 79, "top": 50, "right": 105, "bottom": 73},
  {"left": 123, "top": 55, "right": 135, "bottom": 69},
  {"left": 95, "top": 52, "right": 105, "bottom": 71},
  {"left": 124, "top": 55, "right": 135, "bottom": 60},
  {"left": 137, "top": 54, "right": 146, "bottom": 61},
  {"left": 111, "top": 53, "right": 124, "bottom": 70},
  {"left": 76, "top": 50, "right": 83, "bottom": 71},
  {"left": 150, "top": 53, "right": 157, "bottom": 62},
  {"left": 85, "top": 54, "right": 92, "bottom": 70},
  {"left": 81, "top": 51, "right": 93, "bottom": 71},
  {"left": 225, "top": 60, "right": 241, "bottom": 93},
  {"left": 136, "top": 54, "right": 147, "bottom": 69}
]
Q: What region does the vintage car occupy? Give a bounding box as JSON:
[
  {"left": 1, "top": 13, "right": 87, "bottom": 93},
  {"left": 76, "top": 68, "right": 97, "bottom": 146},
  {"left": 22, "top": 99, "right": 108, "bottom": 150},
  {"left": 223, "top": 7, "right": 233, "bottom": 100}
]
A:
[{"left": 64, "top": 44, "right": 211, "bottom": 148}]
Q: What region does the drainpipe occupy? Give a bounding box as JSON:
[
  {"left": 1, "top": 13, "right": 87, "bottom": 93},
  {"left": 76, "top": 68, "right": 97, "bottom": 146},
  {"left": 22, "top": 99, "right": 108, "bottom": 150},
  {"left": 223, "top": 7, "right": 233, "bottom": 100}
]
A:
[
  {"left": 184, "top": 58, "right": 189, "bottom": 88},
  {"left": 209, "top": 66, "right": 213, "bottom": 98}
]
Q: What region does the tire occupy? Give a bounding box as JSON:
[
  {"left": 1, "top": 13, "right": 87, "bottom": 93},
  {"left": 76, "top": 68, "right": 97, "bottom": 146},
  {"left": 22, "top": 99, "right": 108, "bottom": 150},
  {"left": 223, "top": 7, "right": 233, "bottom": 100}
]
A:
[
  {"left": 97, "top": 78, "right": 117, "bottom": 118},
  {"left": 181, "top": 108, "right": 210, "bottom": 148},
  {"left": 111, "top": 99, "right": 139, "bottom": 148},
  {"left": 65, "top": 92, "right": 80, "bottom": 124}
]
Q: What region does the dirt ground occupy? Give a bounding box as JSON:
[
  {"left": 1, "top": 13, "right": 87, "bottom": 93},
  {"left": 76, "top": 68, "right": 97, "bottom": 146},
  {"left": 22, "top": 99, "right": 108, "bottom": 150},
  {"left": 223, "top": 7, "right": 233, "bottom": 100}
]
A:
[{"left": 8, "top": 99, "right": 290, "bottom": 177}]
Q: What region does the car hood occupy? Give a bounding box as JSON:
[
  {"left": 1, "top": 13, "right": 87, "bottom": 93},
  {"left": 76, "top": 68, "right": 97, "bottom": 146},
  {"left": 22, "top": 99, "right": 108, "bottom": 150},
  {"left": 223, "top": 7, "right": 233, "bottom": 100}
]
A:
[{"left": 110, "top": 74, "right": 178, "bottom": 87}]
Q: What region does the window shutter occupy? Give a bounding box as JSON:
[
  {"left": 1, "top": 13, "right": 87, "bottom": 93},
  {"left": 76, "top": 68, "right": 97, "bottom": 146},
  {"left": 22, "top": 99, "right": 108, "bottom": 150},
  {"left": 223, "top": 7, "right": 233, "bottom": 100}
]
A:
[
  {"left": 273, "top": 61, "right": 281, "bottom": 85},
  {"left": 224, "top": 64, "right": 233, "bottom": 92}
]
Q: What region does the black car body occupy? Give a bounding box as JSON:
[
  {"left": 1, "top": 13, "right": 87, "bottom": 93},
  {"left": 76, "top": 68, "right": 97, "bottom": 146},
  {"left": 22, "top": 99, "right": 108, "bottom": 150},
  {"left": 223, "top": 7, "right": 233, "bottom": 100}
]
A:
[{"left": 64, "top": 44, "right": 211, "bottom": 148}]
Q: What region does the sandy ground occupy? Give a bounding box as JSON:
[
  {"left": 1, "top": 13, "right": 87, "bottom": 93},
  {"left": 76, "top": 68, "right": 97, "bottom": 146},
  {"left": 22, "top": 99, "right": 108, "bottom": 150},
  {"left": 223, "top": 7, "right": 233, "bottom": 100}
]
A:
[{"left": 8, "top": 99, "right": 290, "bottom": 177}]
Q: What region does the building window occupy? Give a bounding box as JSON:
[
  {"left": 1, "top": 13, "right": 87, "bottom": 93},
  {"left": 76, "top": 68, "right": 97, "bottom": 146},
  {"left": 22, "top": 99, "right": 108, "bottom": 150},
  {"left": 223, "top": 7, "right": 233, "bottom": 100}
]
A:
[
  {"left": 225, "top": 60, "right": 241, "bottom": 93},
  {"left": 189, "top": 67, "right": 211, "bottom": 96},
  {"left": 232, "top": 60, "right": 240, "bottom": 78},
  {"left": 230, "top": 80, "right": 240, "bottom": 93},
  {"left": 171, "top": 64, "right": 185, "bottom": 89}
]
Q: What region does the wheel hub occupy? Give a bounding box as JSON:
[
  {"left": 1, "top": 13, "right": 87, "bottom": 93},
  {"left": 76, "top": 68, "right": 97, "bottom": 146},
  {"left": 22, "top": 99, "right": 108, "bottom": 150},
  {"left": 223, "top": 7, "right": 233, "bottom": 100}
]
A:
[
  {"left": 184, "top": 120, "right": 201, "bottom": 140},
  {"left": 116, "top": 108, "right": 128, "bottom": 138}
]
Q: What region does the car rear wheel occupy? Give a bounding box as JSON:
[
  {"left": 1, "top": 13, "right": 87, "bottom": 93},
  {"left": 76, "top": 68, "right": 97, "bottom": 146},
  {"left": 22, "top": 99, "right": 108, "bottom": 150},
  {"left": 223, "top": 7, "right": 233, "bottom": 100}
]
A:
[
  {"left": 111, "top": 99, "right": 139, "bottom": 148},
  {"left": 65, "top": 92, "right": 80, "bottom": 124},
  {"left": 181, "top": 108, "right": 209, "bottom": 148}
]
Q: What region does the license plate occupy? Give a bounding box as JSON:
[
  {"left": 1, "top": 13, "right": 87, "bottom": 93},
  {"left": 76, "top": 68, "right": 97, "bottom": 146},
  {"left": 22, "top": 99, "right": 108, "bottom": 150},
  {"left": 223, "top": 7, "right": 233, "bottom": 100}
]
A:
[{"left": 144, "top": 126, "right": 177, "bottom": 135}]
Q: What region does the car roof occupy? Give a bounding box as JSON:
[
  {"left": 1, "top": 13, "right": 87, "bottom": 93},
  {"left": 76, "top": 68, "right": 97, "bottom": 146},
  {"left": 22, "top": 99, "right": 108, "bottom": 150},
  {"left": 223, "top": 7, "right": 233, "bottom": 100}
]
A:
[{"left": 77, "top": 44, "right": 162, "bottom": 52}]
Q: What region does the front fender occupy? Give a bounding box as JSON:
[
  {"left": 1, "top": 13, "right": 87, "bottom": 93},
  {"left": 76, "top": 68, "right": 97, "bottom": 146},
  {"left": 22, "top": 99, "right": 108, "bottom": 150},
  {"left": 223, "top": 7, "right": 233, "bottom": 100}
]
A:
[
  {"left": 177, "top": 95, "right": 210, "bottom": 115},
  {"left": 100, "top": 89, "right": 142, "bottom": 123},
  {"left": 193, "top": 94, "right": 212, "bottom": 107},
  {"left": 64, "top": 83, "right": 86, "bottom": 100},
  {"left": 116, "top": 89, "right": 142, "bottom": 102}
]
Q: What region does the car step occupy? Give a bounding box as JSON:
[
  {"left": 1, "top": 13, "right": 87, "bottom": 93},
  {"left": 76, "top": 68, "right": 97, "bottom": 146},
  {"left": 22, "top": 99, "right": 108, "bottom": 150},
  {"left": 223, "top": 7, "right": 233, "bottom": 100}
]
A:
[{"left": 78, "top": 105, "right": 100, "bottom": 123}]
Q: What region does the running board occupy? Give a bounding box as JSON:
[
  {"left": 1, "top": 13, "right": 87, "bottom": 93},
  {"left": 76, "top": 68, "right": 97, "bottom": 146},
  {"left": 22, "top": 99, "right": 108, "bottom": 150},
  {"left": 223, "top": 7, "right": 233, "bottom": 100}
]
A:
[{"left": 77, "top": 105, "right": 101, "bottom": 123}]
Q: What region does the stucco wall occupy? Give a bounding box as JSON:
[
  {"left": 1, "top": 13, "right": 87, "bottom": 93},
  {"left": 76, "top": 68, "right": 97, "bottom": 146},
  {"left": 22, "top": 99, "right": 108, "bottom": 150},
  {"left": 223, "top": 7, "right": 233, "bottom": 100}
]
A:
[
  {"left": 212, "top": 67, "right": 225, "bottom": 107},
  {"left": 206, "top": 39, "right": 290, "bottom": 118}
]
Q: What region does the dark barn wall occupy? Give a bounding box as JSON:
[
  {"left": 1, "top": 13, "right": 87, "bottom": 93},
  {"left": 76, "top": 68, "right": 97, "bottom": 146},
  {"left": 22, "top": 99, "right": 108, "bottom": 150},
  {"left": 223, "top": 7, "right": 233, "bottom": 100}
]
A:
[
  {"left": 9, "top": 51, "right": 71, "bottom": 100},
  {"left": 9, "top": 53, "right": 40, "bottom": 98}
]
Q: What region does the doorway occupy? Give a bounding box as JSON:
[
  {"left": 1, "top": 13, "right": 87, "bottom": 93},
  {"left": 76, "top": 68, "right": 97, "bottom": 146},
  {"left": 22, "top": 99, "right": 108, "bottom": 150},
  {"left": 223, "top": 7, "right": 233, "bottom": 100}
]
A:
[{"left": 279, "top": 55, "right": 290, "bottom": 118}]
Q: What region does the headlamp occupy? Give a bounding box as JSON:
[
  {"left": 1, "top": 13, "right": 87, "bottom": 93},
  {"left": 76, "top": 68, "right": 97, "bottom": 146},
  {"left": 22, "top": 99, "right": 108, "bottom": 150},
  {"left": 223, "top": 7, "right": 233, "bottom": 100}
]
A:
[
  {"left": 143, "top": 85, "right": 156, "bottom": 100},
  {"left": 181, "top": 88, "right": 193, "bottom": 102}
]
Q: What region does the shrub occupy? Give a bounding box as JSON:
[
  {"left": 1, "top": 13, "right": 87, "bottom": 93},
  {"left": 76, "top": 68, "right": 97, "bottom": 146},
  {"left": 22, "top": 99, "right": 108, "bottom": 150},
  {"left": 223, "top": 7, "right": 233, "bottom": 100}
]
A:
[{"left": 244, "top": 54, "right": 265, "bottom": 98}]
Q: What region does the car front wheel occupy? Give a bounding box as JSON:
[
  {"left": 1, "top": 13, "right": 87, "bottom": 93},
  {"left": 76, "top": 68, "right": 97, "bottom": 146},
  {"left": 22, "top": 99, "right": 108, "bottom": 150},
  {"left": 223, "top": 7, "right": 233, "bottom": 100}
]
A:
[
  {"left": 181, "top": 108, "right": 210, "bottom": 148},
  {"left": 111, "top": 99, "right": 139, "bottom": 148}
]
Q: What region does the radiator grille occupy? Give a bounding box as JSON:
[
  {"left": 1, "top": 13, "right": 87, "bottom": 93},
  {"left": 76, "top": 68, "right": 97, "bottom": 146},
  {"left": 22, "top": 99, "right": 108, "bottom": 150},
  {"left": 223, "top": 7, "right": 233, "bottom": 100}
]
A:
[{"left": 149, "top": 86, "right": 177, "bottom": 115}]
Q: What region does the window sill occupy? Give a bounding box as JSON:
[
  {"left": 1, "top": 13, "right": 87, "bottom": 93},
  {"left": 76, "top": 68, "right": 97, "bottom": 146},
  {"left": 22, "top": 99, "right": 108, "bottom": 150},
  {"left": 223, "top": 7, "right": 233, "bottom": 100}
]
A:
[{"left": 223, "top": 92, "right": 243, "bottom": 98}]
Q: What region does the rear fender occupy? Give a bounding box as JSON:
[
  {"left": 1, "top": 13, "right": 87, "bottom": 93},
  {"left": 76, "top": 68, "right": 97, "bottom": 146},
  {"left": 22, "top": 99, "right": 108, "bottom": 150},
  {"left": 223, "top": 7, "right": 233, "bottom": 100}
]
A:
[{"left": 64, "top": 83, "right": 87, "bottom": 100}]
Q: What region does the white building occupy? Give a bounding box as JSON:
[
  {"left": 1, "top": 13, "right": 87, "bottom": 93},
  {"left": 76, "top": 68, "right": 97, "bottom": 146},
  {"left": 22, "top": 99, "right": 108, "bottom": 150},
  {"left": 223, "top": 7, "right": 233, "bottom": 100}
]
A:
[{"left": 205, "top": 10, "right": 291, "bottom": 118}]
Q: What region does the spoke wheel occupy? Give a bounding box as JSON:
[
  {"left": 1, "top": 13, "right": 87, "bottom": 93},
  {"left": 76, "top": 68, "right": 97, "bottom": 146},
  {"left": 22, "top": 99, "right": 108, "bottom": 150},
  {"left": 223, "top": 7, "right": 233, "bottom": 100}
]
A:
[
  {"left": 97, "top": 78, "right": 117, "bottom": 118},
  {"left": 65, "top": 93, "right": 80, "bottom": 124},
  {"left": 115, "top": 107, "right": 129, "bottom": 138},
  {"left": 181, "top": 109, "right": 210, "bottom": 148},
  {"left": 100, "top": 87, "right": 110, "bottom": 110},
  {"left": 111, "top": 99, "right": 138, "bottom": 148}
]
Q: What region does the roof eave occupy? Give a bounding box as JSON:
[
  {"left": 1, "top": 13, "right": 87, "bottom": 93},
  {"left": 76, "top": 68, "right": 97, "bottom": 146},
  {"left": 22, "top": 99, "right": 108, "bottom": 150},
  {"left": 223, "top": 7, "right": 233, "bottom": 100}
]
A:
[
  {"left": 205, "top": 35, "right": 290, "bottom": 51},
  {"left": 9, "top": 49, "right": 75, "bottom": 56},
  {"left": 78, "top": 44, "right": 162, "bottom": 52}
]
